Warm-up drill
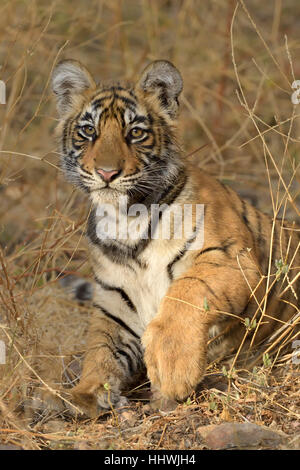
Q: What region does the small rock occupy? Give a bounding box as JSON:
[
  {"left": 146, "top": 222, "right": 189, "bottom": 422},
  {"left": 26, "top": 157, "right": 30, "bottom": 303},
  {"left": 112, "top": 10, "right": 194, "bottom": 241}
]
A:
[{"left": 197, "top": 422, "right": 286, "bottom": 449}]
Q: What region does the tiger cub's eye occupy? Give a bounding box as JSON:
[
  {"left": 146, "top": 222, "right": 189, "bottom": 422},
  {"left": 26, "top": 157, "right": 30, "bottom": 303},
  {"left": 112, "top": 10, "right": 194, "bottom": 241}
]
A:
[
  {"left": 129, "top": 127, "right": 145, "bottom": 140},
  {"left": 82, "top": 125, "right": 96, "bottom": 138}
]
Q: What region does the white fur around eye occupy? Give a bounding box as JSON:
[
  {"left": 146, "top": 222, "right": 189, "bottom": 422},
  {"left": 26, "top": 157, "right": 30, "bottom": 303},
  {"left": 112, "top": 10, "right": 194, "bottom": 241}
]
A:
[{"left": 124, "top": 109, "right": 135, "bottom": 125}]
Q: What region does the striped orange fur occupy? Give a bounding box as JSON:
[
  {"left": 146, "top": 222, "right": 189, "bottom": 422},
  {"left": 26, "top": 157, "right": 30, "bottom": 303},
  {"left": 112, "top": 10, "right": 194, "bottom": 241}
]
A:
[{"left": 44, "top": 59, "right": 300, "bottom": 416}]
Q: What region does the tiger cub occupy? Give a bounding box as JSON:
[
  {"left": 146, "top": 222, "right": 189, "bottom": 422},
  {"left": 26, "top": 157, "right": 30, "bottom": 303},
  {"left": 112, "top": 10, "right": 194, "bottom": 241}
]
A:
[{"left": 51, "top": 59, "right": 299, "bottom": 416}]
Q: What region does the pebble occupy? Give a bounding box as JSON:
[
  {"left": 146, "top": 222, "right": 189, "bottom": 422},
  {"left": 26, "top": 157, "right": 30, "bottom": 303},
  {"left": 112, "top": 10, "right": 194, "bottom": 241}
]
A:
[{"left": 197, "top": 422, "right": 286, "bottom": 449}]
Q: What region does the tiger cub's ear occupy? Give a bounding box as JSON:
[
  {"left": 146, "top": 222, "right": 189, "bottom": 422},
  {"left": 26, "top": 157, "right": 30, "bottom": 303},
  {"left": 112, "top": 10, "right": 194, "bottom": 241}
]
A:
[
  {"left": 52, "top": 59, "right": 96, "bottom": 116},
  {"left": 136, "top": 60, "right": 183, "bottom": 117}
]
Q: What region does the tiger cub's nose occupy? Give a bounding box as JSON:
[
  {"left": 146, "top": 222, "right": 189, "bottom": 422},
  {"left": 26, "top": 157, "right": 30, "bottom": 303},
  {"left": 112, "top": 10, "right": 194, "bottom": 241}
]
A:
[{"left": 96, "top": 167, "right": 121, "bottom": 182}]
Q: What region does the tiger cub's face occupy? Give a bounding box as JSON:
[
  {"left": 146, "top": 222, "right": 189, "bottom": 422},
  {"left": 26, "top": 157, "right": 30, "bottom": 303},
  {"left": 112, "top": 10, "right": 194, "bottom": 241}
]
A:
[{"left": 52, "top": 60, "right": 184, "bottom": 206}]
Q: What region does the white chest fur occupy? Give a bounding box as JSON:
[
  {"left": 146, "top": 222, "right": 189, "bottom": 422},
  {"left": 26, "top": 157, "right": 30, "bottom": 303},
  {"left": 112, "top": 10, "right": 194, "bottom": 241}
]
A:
[
  {"left": 91, "top": 238, "right": 184, "bottom": 331},
  {"left": 89, "top": 196, "right": 200, "bottom": 334}
]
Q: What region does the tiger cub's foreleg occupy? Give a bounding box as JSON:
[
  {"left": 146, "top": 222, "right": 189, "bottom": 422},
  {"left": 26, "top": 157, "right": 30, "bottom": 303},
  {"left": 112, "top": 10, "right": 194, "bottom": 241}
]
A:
[
  {"left": 71, "top": 310, "right": 143, "bottom": 417},
  {"left": 143, "top": 251, "right": 261, "bottom": 401}
]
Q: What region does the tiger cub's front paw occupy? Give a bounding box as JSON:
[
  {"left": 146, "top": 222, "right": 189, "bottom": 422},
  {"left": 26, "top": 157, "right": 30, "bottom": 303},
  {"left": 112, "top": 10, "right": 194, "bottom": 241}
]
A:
[
  {"left": 28, "top": 381, "right": 128, "bottom": 420},
  {"left": 142, "top": 316, "right": 207, "bottom": 401}
]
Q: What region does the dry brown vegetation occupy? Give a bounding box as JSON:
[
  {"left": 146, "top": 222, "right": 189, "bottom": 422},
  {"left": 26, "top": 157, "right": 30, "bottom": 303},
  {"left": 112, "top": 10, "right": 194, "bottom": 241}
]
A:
[{"left": 0, "top": 0, "right": 299, "bottom": 450}]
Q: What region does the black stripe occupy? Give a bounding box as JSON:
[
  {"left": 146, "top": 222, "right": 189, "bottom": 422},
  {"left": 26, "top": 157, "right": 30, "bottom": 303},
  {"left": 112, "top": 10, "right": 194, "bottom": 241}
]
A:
[
  {"left": 178, "top": 276, "right": 217, "bottom": 298},
  {"left": 254, "top": 208, "right": 265, "bottom": 265},
  {"left": 91, "top": 97, "right": 112, "bottom": 109},
  {"left": 87, "top": 207, "right": 148, "bottom": 266},
  {"left": 167, "top": 215, "right": 203, "bottom": 281},
  {"left": 271, "top": 220, "right": 279, "bottom": 266},
  {"left": 79, "top": 164, "right": 93, "bottom": 176},
  {"left": 119, "top": 339, "right": 142, "bottom": 363},
  {"left": 194, "top": 238, "right": 236, "bottom": 260},
  {"left": 194, "top": 260, "right": 257, "bottom": 274},
  {"left": 114, "top": 94, "right": 137, "bottom": 108},
  {"left": 195, "top": 246, "right": 225, "bottom": 257},
  {"left": 224, "top": 293, "right": 236, "bottom": 315},
  {"left": 92, "top": 329, "right": 118, "bottom": 348},
  {"left": 220, "top": 182, "right": 231, "bottom": 195},
  {"left": 159, "top": 171, "right": 187, "bottom": 207},
  {"left": 240, "top": 298, "right": 252, "bottom": 318},
  {"left": 132, "top": 115, "right": 148, "bottom": 124},
  {"left": 116, "top": 348, "right": 135, "bottom": 374},
  {"left": 139, "top": 143, "right": 155, "bottom": 149},
  {"left": 63, "top": 115, "right": 77, "bottom": 154},
  {"left": 148, "top": 175, "right": 187, "bottom": 238},
  {"left": 89, "top": 343, "right": 118, "bottom": 359},
  {"left": 241, "top": 199, "right": 249, "bottom": 225},
  {"left": 266, "top": 282, "right": 278, "bottom": 308},
  {"left": 167, "top": 249, "right": 186, "bottom": 281},
  {"left": 88, "top": 171, "right": 187, "bottom": 265},
  {"left": 195, "top": 261, "right": 223, "bottom": 268},
  {"left": 62, "top": 121, "right": 69, "bottom": 154},
  {"left": 86, "top": 209, "right": 137, "bottom": 269},
  {"left": 81, "top": 111, "right": 93, "bottom": 122},
  {"left": 241, "top": 200, "right": 255, "bottom": 244},
  {"left": 94, "top": 303, "right": 140, "bottom": 339},
  {"left": 95, "top": 277, "right": 137, "bottom": 312},
  {"left": 133, "top": 166, "right": 186, "bottom": 209},
  {"left": 128, "top": 88, "right": 136, "bottom": 98}
]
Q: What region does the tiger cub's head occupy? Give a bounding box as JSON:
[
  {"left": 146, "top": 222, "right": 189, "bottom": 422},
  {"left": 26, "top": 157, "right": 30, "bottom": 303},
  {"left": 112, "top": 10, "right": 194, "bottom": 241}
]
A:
[{"left": 52, "top": 59, "right": 184, "bottom": 205}]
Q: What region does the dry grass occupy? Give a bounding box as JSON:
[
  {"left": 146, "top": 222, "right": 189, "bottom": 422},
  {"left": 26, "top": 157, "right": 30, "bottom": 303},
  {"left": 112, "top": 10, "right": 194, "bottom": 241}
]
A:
[{"left": 0, "top": 0, "right": 299, "bottom": 450}]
